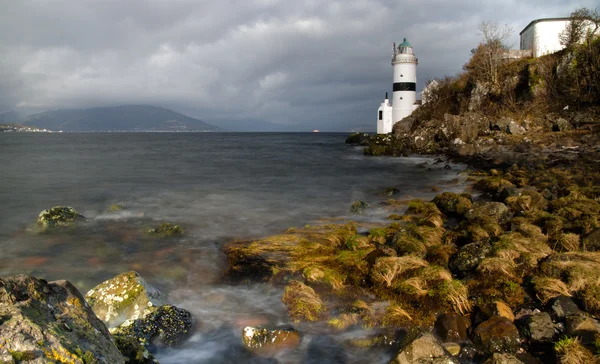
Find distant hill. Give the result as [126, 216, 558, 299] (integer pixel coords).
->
[23, 105, 220, 132]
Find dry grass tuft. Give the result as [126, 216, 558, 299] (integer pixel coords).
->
[281, 280, 325, 322]
[382, 303, 412, 326]
[533, 277, 571, 304]
[477, 257, 517, 279]
[554, 336, 595, 364]
[552, 233, 581, 252]
[370, 256, 429, 288]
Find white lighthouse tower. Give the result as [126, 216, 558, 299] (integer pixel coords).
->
[376, 38, 418, 134]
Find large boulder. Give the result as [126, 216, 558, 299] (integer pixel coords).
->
[36, 206, 86, 229]
[550, 296, 581, 319]
[473, 316, 521, 354]
[518, 312, 555, 343]
[389, 332, 458, 364]
[0, 275, 124, 363]
[85, 271, 165, 328]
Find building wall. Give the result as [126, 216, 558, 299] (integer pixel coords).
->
[377, 101, 393, 134]
[520, 19, 569, 57]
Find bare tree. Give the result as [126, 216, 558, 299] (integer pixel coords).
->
[559, 7, 600, 48]
[464, 21, 513, 87]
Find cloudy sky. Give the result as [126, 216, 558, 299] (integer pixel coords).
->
[1, 0, 596, 131]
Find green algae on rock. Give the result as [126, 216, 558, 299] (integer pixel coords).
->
[36, 206, 86, 230]
[85, 271, 165, 328]
[350, 200, 370, 214]
[0, 275, 124, 363]
[112, 334, 159, 364]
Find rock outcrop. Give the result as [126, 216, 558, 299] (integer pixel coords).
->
[0, 275, 124, 363]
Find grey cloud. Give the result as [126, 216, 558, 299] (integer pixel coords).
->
[0, 0, 596, 131]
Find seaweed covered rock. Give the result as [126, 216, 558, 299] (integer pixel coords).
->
[0, 275, 124, 363]
[281, 280, 324, 322]
[473, 316, 521, 354]
[449, 242, 493, 276]
[112, 334, 159, 363]
[148, 223, 184, 236]
[111, 304, 193, 347]
[345, 132, 370, 145]
[86, 271, 165, 328]
[241, 326, 301, 355]
[465, 202, 512, 226]
[350, 200, 370, 214]
[432, 192, 473, 217]
[36, 206, 86, 229]
[389, 332, 458, 364]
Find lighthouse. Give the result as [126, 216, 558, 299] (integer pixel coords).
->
[376, 38, 418, 134]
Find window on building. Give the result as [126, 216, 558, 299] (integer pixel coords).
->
[379, 111, 383, 120]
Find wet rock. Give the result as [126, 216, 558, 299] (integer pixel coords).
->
[384, 187, 401, 196]
[442, 342, 461, 356]
[350, 200, 370, 214]
[345, 132, 370, 145]
[449, 242, 493, 276]
[111, 304, 193, 347]
[473, 178, 515, 197]
[482, 301, 514, 322]
[553, 118, 572, 132]
[108, 204, 125, 212]
[36, 206, 86, 229]
[85, 271, 165, 328]
[483, 353, 524, 364]
[465, 202, 512, 225]
[148, 223, 184, 236]
[434, 313, 471, 343]
[518, 312, 554, 342]
[242, 326, 301, 356]
[389, 332, 458, 364]
[0, 275, 124, 363]
[473, 316, 521, 354]
[583, 228, 600, 251]
[564, 314, 600, 344]
[112, 334, 159, 363]
[550, 296, 581, 319]
[499, 187, 520, 203]
[432, 192, 473, 217]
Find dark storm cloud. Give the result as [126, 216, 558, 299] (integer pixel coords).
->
[0, 0, 596, 130]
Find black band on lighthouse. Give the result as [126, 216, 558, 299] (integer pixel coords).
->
[393, 82, 416, 91]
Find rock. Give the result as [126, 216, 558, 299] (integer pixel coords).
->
[346, 132, 370, 145]
[583, 228, 600, 251]
[482, 301, 515, 322]
[108, 204, 125, 212]
[565, 314, 600, 344]
[112, 334, 159, 363]
[434, 313, 471, 343]
[449, 242, 493, 276]
[432, 192, 473, 217]
[473, 316, 521, 354]
[389, 332, 458, 364]
[518, 312, 554, 342]
[36, 206, 86, 229]
[384, 187, 401, 196]
[491, 117, 524, 135]
[442, 342, 461, 356]
[550, 296, 581, 319]
[148, 223, 184, 236]
[350, 200, 370, 214]
[499, 187, 520, 203]
[553, 118, 572, 132]
[465, 202, 512, 225]
[242, 326, 301, 356]
[85, 271, 165, 328]
[111, 304, 193, 347]
[483, 353, 524, 364]
[0, 275, 124, 363]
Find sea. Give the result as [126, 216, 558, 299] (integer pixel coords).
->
[0, 132, 466, 363]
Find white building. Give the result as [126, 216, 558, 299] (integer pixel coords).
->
[376, 38, 419, 134]
[520, 18, 570, 58]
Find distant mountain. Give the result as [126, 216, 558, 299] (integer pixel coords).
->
[23, 105, 220, 132]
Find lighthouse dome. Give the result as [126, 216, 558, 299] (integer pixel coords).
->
[397, 38, 413, 54]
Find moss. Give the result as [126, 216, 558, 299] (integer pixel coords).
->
[9, 350, 36, 361]
[432, 192, 473, 217]
[555, 336, 595, 364]
[473, 177, 514, 195]
[108, 204, 124, 212]
[350, 200, 370, 214]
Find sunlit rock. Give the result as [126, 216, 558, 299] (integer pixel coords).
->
[242, 326, 301, 355]
[85, 271, 165, 328]
[36, 206, 86, 229]
[0, 275, 124, 363]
